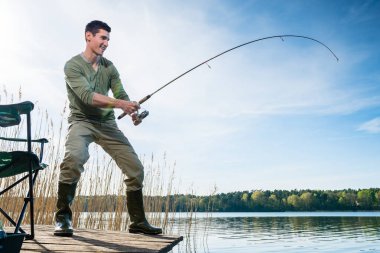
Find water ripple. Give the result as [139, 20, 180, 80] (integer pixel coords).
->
[172, 214, 380, 253]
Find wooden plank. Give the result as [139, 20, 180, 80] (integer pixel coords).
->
[18, 225, 183, 253]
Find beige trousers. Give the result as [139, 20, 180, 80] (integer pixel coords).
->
[59, 120, 144, 191]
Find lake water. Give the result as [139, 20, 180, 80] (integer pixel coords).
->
[168, 212, 380, 253]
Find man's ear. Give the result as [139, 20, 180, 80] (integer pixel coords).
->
[85, 31, 93, 42]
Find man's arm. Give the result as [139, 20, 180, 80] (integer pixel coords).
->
[100, 60, 139, 114]
[92, 93, 139, 115]
[65, 59, 139, 116]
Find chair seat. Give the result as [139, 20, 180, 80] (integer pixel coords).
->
[0, 151, 46, 178]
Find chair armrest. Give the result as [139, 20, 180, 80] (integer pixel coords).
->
[0, 137, 48, 143]
[0, 101, 34, 115]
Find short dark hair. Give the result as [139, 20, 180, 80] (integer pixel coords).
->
[85, 20, 111, 35]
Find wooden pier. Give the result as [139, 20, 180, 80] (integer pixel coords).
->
[20, 225, 183, 253]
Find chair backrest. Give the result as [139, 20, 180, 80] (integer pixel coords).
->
[0, 101, 34, 156]
[0, 101, 34, 127]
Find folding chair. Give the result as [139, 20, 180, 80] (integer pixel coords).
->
[0, 101, 48, 240]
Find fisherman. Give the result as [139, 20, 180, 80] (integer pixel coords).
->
[54, 20, 162, 236]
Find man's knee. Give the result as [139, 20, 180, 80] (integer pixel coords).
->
[59, 152, 88, 184]
[64, 153, 86, 167]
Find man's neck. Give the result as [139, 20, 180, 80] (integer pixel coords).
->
[82, 49, 100, 64]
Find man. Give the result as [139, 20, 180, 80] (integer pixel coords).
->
[54, 20, 162, 236]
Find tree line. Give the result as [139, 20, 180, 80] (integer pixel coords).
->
[75, 188, 380, 212]
[165, 188, 380, 212]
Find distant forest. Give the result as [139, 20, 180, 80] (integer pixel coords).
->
[78, 188, 380, 212]
[171, 188, 380, 212]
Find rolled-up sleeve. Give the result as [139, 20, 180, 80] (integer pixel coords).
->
[64, 61, 94, 105]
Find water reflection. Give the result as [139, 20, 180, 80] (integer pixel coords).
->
[171, 213, 380, 253]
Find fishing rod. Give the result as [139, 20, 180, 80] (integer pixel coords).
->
[119, 34, 339, 124]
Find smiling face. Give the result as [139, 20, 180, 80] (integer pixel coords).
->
[85, 29, 110, 56]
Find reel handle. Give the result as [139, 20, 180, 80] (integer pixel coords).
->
[117, 95, 151, 120]
[133, 110, 149, 126]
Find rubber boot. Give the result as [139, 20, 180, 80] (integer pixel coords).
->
[54, 182, 77, 237]
[127, 189, 162, 235]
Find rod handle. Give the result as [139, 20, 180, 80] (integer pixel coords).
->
[117, 95, 151, 120]
[138, 95, 151, 104]
[117, 112, 128, 120]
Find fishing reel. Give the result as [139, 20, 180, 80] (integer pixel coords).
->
[132, 110, 149, 126]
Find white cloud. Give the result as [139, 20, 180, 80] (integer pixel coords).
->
[358, 117, 380, 134]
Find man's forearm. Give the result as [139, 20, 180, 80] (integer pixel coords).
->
[92, 93, 126, 108]
[92, 93, 139, 114]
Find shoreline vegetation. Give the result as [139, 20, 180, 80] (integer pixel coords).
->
[1, 89, 379, 234]
[4, 188, 378, 214]
[0, 88, 199, 233]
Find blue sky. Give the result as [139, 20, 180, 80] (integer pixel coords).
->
[0, 0, 379, 194]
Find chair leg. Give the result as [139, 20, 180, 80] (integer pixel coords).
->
[28, 169, 39, 240]
[0, 208, 27, 234]
[14, 169, 39, 240]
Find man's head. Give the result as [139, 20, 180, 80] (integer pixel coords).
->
[85, 20, 111, 36]
[85, 20, 111, 56]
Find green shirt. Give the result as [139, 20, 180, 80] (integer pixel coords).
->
[64, 54, 130, 122]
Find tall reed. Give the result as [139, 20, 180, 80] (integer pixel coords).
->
[0, 88, 188, 234]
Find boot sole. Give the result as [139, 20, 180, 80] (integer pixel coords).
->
[54, 231, 73, 237]
[129, 228, 162, 235]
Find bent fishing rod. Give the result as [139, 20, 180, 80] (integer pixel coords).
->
[119, 34, 339, 124]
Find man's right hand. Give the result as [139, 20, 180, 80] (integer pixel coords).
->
[118, 100, 140, 115]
